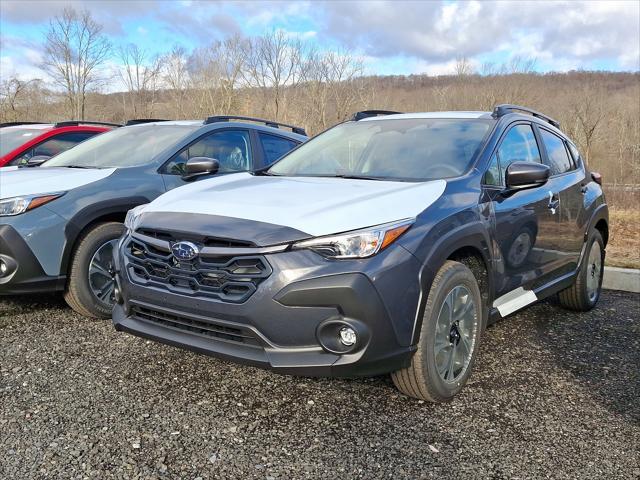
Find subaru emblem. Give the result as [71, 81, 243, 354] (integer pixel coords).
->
[171, 241, 199, 261]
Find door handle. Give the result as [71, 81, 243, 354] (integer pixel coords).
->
[548, 191, 560, 214]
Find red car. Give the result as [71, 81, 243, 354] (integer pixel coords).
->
[0, 121, 120, 167]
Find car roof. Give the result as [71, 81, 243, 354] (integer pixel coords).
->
[360, 111, 494, 122]
[126, 119, 307, 141]
[2, 124, 54, 130]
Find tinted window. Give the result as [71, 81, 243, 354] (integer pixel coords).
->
[44, 124, 196, 169]
[269, 119, 492, 181]
[163, 130, 252, 175]
[259, 133, 298, 165]
[497, 124, 541, 169]
[484, 154, 501, 186]
[567, 142, 582, 166]
[540, 129, 573, 175]
[34, 132, 96, 156]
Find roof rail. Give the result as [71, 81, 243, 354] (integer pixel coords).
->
[352, 110, 402, 121]
[0, 121, 46, 127]
[492, 104, 560, 128]
[125, 118, 170, 126]
[54, 120, 122, 128]
[204, 115, 307, 136]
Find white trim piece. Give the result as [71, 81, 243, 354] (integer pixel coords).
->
[144, 173, 447, 237]
[0, 167, 116, 199]
[493, 287, 538, 317]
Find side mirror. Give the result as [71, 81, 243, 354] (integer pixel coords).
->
[505, 161, 550, 191]
[25, 155, 51, 167]
[182, 157, 219, 181]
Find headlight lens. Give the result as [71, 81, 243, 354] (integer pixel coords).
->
[292, 218, 414, 259]
[0, 193, 64, 216]
[124, 204, 148, 231]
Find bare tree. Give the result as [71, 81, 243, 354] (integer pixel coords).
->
[41, 7, 111, 119]
[245, 31, 305, 120]
[118, 44, 162, 118]
[454, 55, 474, 76]
[162, 45, 190, 118]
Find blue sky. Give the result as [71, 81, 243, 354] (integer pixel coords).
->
[1, 0, 638, 87]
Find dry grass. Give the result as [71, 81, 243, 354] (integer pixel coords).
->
[607, 208, 640, 269]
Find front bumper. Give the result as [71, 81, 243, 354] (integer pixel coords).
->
[113, 239, 423, 377]
[0, 224, 65, 294]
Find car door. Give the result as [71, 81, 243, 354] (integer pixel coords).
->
[536, 127, 586, 272]
[159, 128, 254, 191]
[483, 122, 563, 297]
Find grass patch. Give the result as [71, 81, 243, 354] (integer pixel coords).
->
[607, 208, 640, 269]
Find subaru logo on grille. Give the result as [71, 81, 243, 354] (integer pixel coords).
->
[171, 241, 199, 261]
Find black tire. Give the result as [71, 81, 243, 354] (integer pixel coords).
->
[64, 222, 124, 319]
[558, 230, 605, 311]
[391, 260, 483, 402]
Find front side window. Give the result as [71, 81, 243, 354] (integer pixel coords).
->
[540, 129, 573, 175]
[259, 133, 299, 165]
[269, 118, 492, 181]
[12, 132, 98, 166]
[44, 124, 196, 169]
[162, 130, 252, 176]
[484, 124, 541, 186]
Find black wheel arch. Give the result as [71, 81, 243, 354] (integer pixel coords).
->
[61, 196, 150, 274]
[410, 221, 494, 345]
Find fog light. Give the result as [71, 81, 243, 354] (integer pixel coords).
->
[339, 326, 357, 346]
[113, 284, 123, 304]
[0, 260, 6, 275]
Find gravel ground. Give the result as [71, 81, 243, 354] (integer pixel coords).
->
[0, 290, 638, 479]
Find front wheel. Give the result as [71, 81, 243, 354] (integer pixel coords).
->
[64, 222, 125, 319]
[558, 230, 605, 311]
[392, 260, 483, 402]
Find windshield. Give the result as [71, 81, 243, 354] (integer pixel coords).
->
[44, 124, 197, 168]
[269, 118, 493, 181]
[0, 128, 46, 156]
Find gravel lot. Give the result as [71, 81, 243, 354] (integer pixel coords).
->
[1, 290, 638, 479]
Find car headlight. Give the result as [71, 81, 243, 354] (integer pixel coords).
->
[124, 204, 148, 232]
[292, 218, 414, 259]
[0, 193, 64, 216]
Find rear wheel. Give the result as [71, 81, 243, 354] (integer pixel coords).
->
[64, 222, 124, 319]
[558, 230, 604, 311]
[392, 260, 483, 402]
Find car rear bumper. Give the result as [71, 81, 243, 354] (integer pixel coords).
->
[0, 225, 66, 294]
[112, 238, 422, 377]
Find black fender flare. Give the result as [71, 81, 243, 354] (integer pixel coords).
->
[410, 221, 493, 345]
[61, 196, 150, 274]
[584, 203, 609, 244]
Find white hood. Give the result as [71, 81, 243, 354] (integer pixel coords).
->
[0, 167, 116, 199]
[144, 173, 447, 236]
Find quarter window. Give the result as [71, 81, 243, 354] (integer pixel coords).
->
[259, 133, 299, 165]
[540, 129, 573, 175]
[163, 130, 252, 176]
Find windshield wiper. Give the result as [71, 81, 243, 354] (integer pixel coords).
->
[330, 174, 386, 181]
[63, 165, 99, 169]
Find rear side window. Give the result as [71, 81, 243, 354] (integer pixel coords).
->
[485, 124, 541, 186]
[540, 129, 573, 175]
[259, 133, 299, 165]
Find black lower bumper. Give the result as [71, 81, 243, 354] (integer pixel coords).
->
[0, 225, 66, 294]
[113, 271, 416, 377]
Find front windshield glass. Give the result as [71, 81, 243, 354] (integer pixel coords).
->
[44, 124, 197, 168]
[269, 118, 493, 181]
[0, 128, 45, 156]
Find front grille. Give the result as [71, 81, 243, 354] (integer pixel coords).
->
[124, 232, 272, 303]
[131, 305, 260, 346]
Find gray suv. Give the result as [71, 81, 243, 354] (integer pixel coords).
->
[0, 117, 306, 318]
